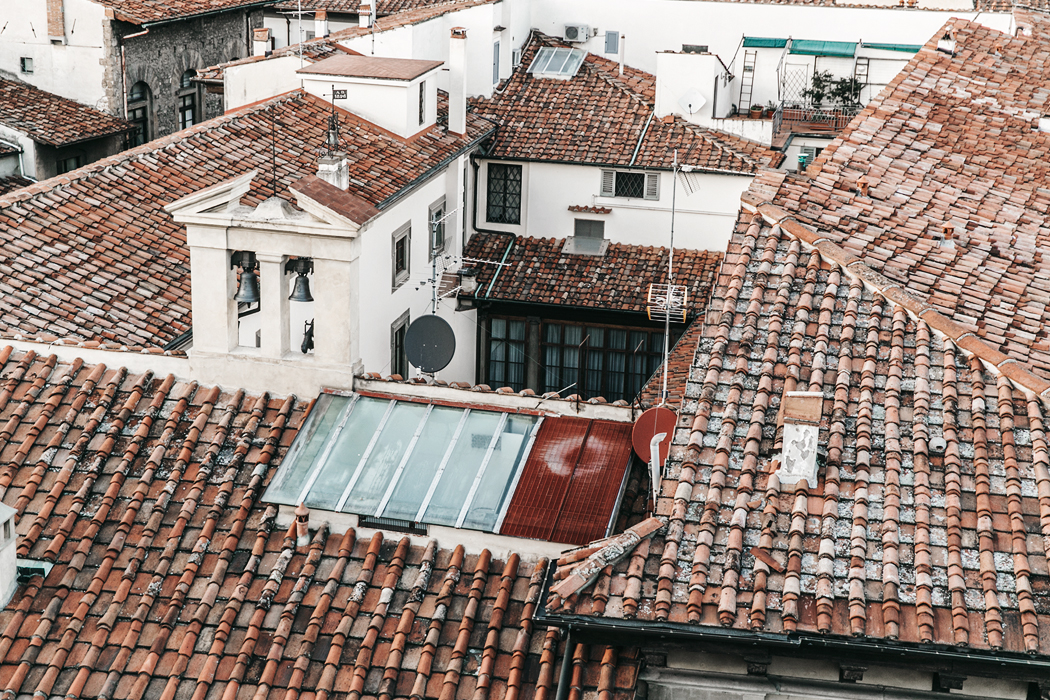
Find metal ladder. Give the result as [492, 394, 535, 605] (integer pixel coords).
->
[854, 56, 870, 86]
[738, 50, 757, 111]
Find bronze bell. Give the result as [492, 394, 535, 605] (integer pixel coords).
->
[289, 273, 313, 302]
[234, 269, 260, 304]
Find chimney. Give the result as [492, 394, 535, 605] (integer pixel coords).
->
[776, 391, 823, 490]
[315, 9, 329, 38]
[359, 4, 372, 28]
[449, 27, 468, 135]
[253, 27, 271, 57]
[0, 503, 16, 607]
[47, 0, 66, 43]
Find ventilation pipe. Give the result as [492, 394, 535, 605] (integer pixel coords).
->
[359, 4, 372, 28]
[449, 27, 468, 135]
[315, 9, 329, 38]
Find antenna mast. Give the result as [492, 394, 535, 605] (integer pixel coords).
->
[660, 149, 679, 405]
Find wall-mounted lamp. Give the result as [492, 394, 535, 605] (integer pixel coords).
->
[285, 257, 314, 302]
[231, 251, 260, 304]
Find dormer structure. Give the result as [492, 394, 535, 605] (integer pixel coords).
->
[297, 54, 443, 139]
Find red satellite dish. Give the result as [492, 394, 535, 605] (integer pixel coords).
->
[632, 405, 677, 465]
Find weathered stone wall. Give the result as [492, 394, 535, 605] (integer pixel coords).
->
[117, 9, 263, 139]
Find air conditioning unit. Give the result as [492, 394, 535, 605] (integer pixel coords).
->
[564, 24, 592, 42]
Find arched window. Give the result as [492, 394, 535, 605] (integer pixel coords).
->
[127, 81, 151, 147]
[178, 69, 199, 130]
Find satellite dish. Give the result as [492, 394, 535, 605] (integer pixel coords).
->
[632, 406, 677, 465]
[405, 314, 456, 373]
[678, 88, 707, 115]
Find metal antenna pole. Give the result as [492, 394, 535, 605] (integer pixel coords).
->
[431, 218, 438, 314]
[270, 110, 278, 199]
[661, 149, 678, 405]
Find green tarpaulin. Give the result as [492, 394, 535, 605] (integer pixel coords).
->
[861, 42, 922, 53]
[789, 40, 857, 57]
[742, 37, 788, 48]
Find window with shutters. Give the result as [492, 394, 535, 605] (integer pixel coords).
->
[392, 224, 411, 289]
[486, 163, 522, 224]
[600, 170, 659, 200]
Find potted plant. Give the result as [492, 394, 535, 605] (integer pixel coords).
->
[801, 70, 834, 109]
[830, 76, 863, 111]
[764, 100, 777, 118]
[749, 104, 763, 119]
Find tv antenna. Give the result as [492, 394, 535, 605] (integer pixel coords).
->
[646, 148, 689, 405]
[319, 85, 346, 155]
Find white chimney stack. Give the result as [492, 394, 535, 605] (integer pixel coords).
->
[315, 9, 329, 38]
[252, 27, 271, 57]
[359, 4, 372, 28]
[317, 154, 349, 189]
[449, 27, 468, 135]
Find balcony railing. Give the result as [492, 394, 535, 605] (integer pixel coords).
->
[773, 104, 861, 138]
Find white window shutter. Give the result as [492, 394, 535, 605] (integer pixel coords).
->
[600, 170, 615, 197]
[645, 172, 660, 200]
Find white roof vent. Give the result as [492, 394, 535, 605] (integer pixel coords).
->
[1038, 115, 1050, 133]
[777, 391, 823, 489]
[937, 29, 957, 56]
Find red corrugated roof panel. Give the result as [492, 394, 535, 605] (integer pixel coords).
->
[500, 417, 633, 545]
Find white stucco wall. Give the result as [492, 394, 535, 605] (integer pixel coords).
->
[353, 169, 477, 384]
[0, 126, 39, 179]
[475, 160, 751, 252]
[224, 54, 306, 110]
[526, 0, 1012, 77]
[0, 0, 109, 111]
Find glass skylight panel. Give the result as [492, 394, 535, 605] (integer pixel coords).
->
[264, 394, 540, 534]
[527, 47, 585, 78]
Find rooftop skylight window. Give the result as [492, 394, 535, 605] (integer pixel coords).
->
[265, 393, 540, 532]
[527, 47, 585, 78]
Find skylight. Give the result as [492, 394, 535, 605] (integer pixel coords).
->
[265, 393, 540, 532]
[527, 47, 585, 78]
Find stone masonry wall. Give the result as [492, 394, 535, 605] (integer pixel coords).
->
[117, 9, 263, 139]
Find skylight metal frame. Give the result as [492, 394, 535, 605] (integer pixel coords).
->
[335, 398, 396, 512]
[527, 47, 585, 78]
[414, 409, 471, 521]
[374, 403, 434, 516]
[293, 393, 358, 506]
[455, 412, 509, 528]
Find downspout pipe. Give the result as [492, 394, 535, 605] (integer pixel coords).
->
[553, 627, 576, 700]
[468, 150, 517, 299]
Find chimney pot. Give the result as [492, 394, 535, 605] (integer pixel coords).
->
[318, 153, 349, 190]
[253, 28, 272, 57]
[295, 502, 310, 548]
[359, 4, 372, 28]
[315, 9, 329, 38]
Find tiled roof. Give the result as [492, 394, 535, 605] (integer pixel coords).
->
[273, 0, 472, 14]
[766, 14, 1050, 378]
[634, 314, 706, 409]
[0, 176, 32, 197]
[462, 233, 723, 315]
[0, 346, 643, 700]
[298, 54, 443, 80]
[95, 0, 272, 25]
[545, 207, 1050, 655]
[199, 0, 496, 83]
[470, 35, 784, 174]
[0, 91, 493, 347]
[0, 142, 19, 156]
[0, 78, 132, 147]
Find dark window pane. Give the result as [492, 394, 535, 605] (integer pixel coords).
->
[487, 317, 526, 392]
[486, 163, 522, 224]
[614, 171, 645, 198]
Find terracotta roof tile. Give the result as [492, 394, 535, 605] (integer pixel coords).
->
[274, 0, 470, 13]
[470, 34, 784, 173]
[0, 78, 132, 147]
[298, 53, 443, 80]
[97, 0, 272, 25]
[0, 90, 492, 347]
[0, 177, 32, 197]
[462, 233, 722, 314]
[0, 347, 642, 700]
[758, 13, 1050, 379]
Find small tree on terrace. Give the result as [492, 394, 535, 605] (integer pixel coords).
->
[801, 70, 834, 108]
[831, 76, 863, 109]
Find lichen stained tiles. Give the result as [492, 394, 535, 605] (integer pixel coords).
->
[546, 212, 1050, 655]
[0, 347, 641, 700]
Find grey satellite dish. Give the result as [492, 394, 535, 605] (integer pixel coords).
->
[405, 314, 456, 373]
